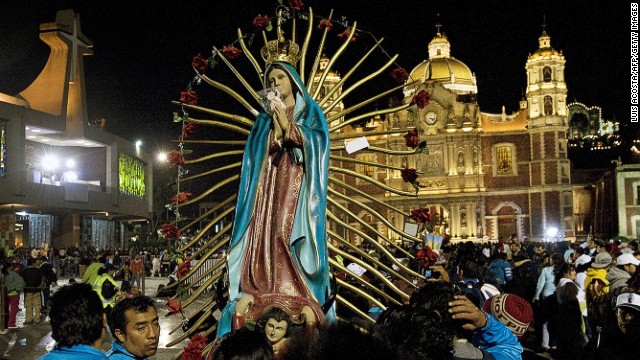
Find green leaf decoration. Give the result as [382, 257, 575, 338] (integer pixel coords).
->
[208, 55, 217, 70]
[266, 22, 273, 32]
[173, 112, 183, 123]
[181, 149, 193, 156]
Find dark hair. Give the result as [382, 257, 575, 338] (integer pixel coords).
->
[374, 305, 453, 360]
[409, 280, 470, 339]
[213, 328, 273, 360]
[554, 262, 573, 286]
[301, 323, 397, 360]
[97, 266, 107, 276]
[410, 280, 457, 313]
[256, 307, 292, 337]
[109, 295, 156, 338]
[49, 283, 104, 348]
[458, 259, 483, 281]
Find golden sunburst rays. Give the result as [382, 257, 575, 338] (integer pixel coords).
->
[305, 8, 333, 88]
[237, 28, 264, 81]
[326, 200, 419, 273]
[169, 5, 434, 337]
[298, 7, 314, 84]
[329, 167, 416, 197]
[316, 37, 385, 106]
[310, 21, 357, 100]
[197, 72, 259, 116]
[325, 81, 416, 124]
[212, 46, 261, 104]
[171, 105, 254, 129]
[329, 103, 410, 132]
[327, 212, 421, 286]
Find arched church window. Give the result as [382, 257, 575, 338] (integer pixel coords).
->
[544, 96, 553, 115]
[543, 66, 552, 82]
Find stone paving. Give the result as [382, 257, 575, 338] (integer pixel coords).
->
[0, 276, 213, 360]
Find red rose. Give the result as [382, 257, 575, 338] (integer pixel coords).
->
[167, 149, 186, 167]
[161, 223, 180, 239]
[171, 192, 192, 204]
[177, 261, 191, 280]
[404, 128, 419, 149]
[222, 45, 242, 59]
[181, 334, 208, 360]
[252, 14, 269, 30]
[191, 54, 208, 74]
[338, 28, 360, 42]
[317, 18, 333, 31]
[416, 245, 439, 269]
[410, 208, 431, 224]
[166, 297, 183, 316]
[401, 168, 418, 183]
[182, 123, 196, 138]
[288, 0, 303, 10]
[411, 90, 430, 109]
[390, 67, 409, 84]
[179, 90, 198, 105]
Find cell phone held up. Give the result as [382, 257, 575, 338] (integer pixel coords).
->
[424, 268, 441, 279]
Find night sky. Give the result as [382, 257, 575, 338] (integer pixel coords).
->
[0, 1, 631, 153]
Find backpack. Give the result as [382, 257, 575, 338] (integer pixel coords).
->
[585, 277, 613, 344]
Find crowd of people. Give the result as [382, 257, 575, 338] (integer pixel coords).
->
[1, 237, 639, 360]
[0, 244, 178, 333]
[202, 237, 639, 360]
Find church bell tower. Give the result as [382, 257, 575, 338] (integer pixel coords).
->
[525, 28, 567, 127]
[524, 25, 573, 241]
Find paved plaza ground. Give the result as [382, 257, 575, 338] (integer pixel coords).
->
[0, 275, 212, 359]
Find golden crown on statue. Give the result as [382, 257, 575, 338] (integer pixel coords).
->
[260, 8, 301, 65]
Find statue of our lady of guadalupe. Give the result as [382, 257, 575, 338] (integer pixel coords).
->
[216, 14, 334, 337]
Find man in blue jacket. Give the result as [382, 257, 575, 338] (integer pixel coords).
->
[106, 296, 160, 360]
[38, 283, 108, 359]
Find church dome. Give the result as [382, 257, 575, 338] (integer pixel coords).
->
[529, 31, 562, 59]
[407, 31, 477, 95]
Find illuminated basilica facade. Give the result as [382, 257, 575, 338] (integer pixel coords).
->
[329, 28, 583, 243]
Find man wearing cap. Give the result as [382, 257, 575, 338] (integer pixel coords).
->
[583, 251, 617, 347]
[583, 252, 611, 290]
[581, 290, 640, 359]
[607, 253, 639, 296]
[616, 253, 638, 275]
[482, 293, 533, 340]
[574, 254, 592, 290]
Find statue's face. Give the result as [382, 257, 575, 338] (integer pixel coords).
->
[265, 318, 288, 344]
[268, 68, 292, 101]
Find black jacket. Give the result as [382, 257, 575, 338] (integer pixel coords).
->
[21, 266, 45, 293]
[39, 261, 57, 284]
